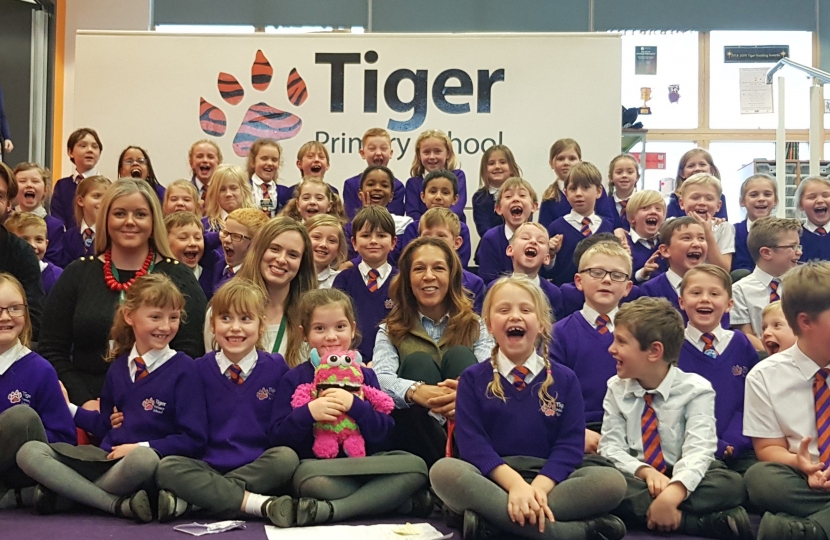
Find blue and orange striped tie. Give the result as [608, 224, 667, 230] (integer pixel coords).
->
[770, 279, 780, 302]
[818, 227, 828, 237]
[814, 369, 830, 468]
[619, 199, 628, 219]
[580, 217, 592, 237]
[134, 356, 148, 382]
[641, 394, 667, 473]
[367, 268, 380, 292]
[701, 333, 718, 358]
[511, 366, 530, 391]
[596, 314, 611, 335]
[228, 364, 244, 385]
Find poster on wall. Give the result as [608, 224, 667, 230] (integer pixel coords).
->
[635, 46, 657, 75]
[72, 32, 621, 204]
[739, 68, 773, 114]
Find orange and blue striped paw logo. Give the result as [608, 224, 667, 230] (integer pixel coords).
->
[199, 49, 308, 157]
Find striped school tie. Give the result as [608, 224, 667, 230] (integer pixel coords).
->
[580, 217, 592, 237]
[367, 268, 380, 292]
[222, 266, 235, 280]
[701, 333, 718, 358]
[228, 364, 244, 385]
[261, 182, 271, 200]
[82, 228, 95, 250]
[641, 394, 667, 473]
[818, 227, 828, 236]
[619, 199, 628, 218]
[769, 279, 780, 302]
[596, 314, 611, 335]
[75, 174, 84, 183]
[200, 185, 207, 201]
[511, 366, 530, 391]
[134, 356, 148, 382]
[814, 369, 830, 468]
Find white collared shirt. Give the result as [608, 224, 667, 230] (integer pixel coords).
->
[614, 195, 630, 218]
[75, 169, 97, 182]
[511, 272, 541, 287]
[392, 214, 413, 236]
[222, 263, 243, 278]
[14, 205, 48, 218]
[744, 343, 830, 460]
[251, 173, 279, 214]
[731, 266, 781, 334]
[215, 348, 258, 380]
[804, 220, 829, 234]
[665, 269, 683, 295]
[503, 224, 516, 242]
[193, 265, 203, 280]
[192, 176, 206, 195]
[684, 325, 733, 354]
[358, 261, 392, 289]
[629, 229, 658, 249]
[564, 210, 603, 235]
[580, 303, 619, 333]
[80, 220, 95, 234]
[712, 221, 736, 255]
[496, 350, 545, 386]
[746, 218, 755, 232]
[0, 341, 31, 376]
[39, 260, 48, 272]
[128, 345, 176, 382]
[599, 365, 716, 494]
[317, 266, 340, 289]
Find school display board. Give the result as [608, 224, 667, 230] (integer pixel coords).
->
[73, 32, 621, 215]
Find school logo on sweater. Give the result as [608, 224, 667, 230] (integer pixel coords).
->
[384, 298, 394, 310]
[199, 50, 307, 157]
[732, 365, 748, 377]
[142, 397, 167, 414]
[540, 392, 565, 417]
[8, 390, 22, 404]
[256, 387, 276, 401]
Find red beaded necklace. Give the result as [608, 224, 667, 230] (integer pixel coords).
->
[103, 248, 155, 293]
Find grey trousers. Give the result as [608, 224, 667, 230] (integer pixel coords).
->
[745, 462, 830, 537]
[430, 456, 627, 539]
[156, 447, 300, 519]
[583, 454, 746, 528]
[0, 406, 47, 489]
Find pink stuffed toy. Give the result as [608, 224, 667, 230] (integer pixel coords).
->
[291, 348, 394, 458]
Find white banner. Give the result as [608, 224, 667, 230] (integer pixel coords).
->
[74, 32, 621, 211]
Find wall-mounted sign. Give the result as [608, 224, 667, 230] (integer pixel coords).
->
[635, 46, 657, 75]
[724, 45, 789, 63]
[632, 152, 667, 170]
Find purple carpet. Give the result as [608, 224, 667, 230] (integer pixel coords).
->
[1, 508, 759, 539]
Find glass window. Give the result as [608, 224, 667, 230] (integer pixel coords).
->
[709, 31, 813, 129]
[628, 141, 696, 193]
[707, 142, 776, 220]
[620, 32, 699, 129]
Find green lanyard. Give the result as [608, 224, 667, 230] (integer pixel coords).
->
[111, 259, 157, 303]
[271, 317, 287, 354]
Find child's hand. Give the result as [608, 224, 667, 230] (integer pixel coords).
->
[110, 407, 124, 429]
[689, 211, 714, 231]
[107, 443, 139, 460]
[797, 437, 826, 477]
[640, 251, 661, 280]
[723, 445, 734, 459]
[81, 399, 100, 412]
[713, 217, 727, 226]
[59, 382, 70, 405]
[584, 429, 601, 454]
[321, 388, 355, 412]
[646, 495, 683, 532]
[548, 234, 563, 255]
[507, 482, 553, 532]
[613, 228, 628, 246]
[637, 466, 671, 497]
[308, 395, 347, 422]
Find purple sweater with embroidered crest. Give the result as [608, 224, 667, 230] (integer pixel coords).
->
[400, 218, 471, 269]
[197, 351, 289, 473]
[74, 351, 207, 457]
[404, 170, 468, 222]
[640, 272, 730, 328]
[343, 174, 406, 219]
[0, 352, 76, 444]
[677, 332, 758, 458]
[545, 217, 615, 286]
[270, 362, 393, 459]
[550, 313, 615, 423]
[455, 360, 585, 482]
[332, 266, 397, 364]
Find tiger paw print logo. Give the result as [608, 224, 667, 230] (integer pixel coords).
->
[199, 50, 308, 157]
[8, 390, 22, 404]
[142, 398, 155, 411]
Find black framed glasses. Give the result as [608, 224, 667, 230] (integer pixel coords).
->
[0, 304, 27, 318]
[579, 268, 630, 282]
[218, 229, 253, 243]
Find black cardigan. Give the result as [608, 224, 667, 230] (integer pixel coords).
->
[0, 226, 44, 339]
[37, 256, 207, 405]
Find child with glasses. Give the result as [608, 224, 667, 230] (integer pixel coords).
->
[213, 208, 269, 295]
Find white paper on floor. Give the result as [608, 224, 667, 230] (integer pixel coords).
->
[174, 520, 246, 536]
[264, 522, 452, 540]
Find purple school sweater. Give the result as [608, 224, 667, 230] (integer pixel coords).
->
[455, 360, 585, 482]
[212, 256, 235, 295]
[667, 193, 728, 220]
[485, 277, 563, 322]
[472, 188, 503, 239]
[270, 362, 393, 459]
[731, 220, 754, 273]
[50, 176, 78, 228]
[59, 226, 95, 267]
[677, 332, 758, 458]
[559, 284, 642, 319]
[332, 266, 397, 364]
[74, 351, 207, 457]
[550, 313, 615, 423]
[624, 232, 663, 279]
[800, 228, 830, 263]
[400, 219, 471, 269]
[41, 262, 62, 295]
[477, 225, 512, 284]
[546, 217, 615, 286]
[343, 174, 406, 219]
[537, 188, 616, 229]
[0, 352, 76, 444]
[462, 269, 485, 314]
[639, 273, 730, 328]
[404, 170, 468, 222]
[44, 215, 65, 266]
[197, 351, 289, 473]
